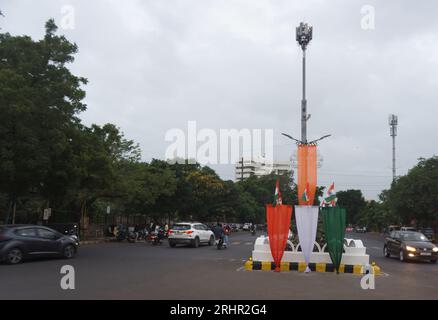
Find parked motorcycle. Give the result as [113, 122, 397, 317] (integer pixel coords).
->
[116, 229, 127, 241]
[127, 230, 137, 243]
[135, 229, 148, 241]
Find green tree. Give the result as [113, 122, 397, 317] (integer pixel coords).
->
[385, 156, 438, 227]
[336, 189, 366, 225]
[145, 160, 226, 223]
[356, 200, 384, 231]
[0, 19, 87, 223]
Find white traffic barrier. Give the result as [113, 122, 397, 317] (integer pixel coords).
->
[251, 235, 370, 265]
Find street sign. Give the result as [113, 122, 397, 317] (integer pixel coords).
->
[106, 206, 111, 214]
[43, 208, 52, 220]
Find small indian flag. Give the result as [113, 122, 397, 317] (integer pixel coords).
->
[301, 183, 309, 202]
[323, 182, 337, 206]
[273, 180, 282, 206]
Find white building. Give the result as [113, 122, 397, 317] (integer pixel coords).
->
[235, 156, 291, 181]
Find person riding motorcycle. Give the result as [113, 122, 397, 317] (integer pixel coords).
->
[250, 223, 256, 235]
[213, 223, 224, 241]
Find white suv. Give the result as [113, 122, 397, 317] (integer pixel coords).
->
[168, 222, 215, 248]
[242, 223, 251, 231]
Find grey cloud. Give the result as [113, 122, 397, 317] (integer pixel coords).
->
[1, 0, 437, 199]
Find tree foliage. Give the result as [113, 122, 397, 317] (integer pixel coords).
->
[384, 157, 438, 226]
[336, 189, 366, 225]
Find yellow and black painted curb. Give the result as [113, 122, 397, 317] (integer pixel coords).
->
[244, 260, 381, 275]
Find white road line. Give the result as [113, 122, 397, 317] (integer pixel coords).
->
[231, 241, 241, 245]
[245, 242, 253, 245]
[236, 266, 245, 272]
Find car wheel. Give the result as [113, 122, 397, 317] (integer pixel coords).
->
[169, 240, 176, 247]
[430, 259, 437, 264]
[192, 237, 200, 248]
[208, 236, 215, 246]
[63, 245, 76, 259]
[6, 248, 23, 265]
[384, 246, 390, 258]
[399, 250, 405, 262]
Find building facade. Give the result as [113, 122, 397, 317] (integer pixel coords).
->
[235, 156, 291, 181]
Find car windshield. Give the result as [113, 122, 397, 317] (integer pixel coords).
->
[172, 224, 190, 230]
[400, 232, 428, 241]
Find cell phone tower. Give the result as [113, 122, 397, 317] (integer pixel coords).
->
[388, 114, 398, 181]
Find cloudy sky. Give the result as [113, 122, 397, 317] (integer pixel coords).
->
[2, 0, 438, 200]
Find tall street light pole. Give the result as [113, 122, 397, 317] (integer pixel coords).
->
[296, 22, 313, 144]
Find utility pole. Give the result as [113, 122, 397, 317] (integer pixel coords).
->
[389, 114, 398, 181]
[296, 22, 313, 144]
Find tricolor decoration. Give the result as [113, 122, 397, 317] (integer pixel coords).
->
[266, 204, 293, 272]
[297, 144, 317, 205]
[295, 205, 319, 273]
[322, 206, 346, 274]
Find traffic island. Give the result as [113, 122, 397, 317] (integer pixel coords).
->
[243, 259, 381, 275]
[245, 235, 382, 275]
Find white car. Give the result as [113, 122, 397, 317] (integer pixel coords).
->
[167, 222, 215, 248]
[242, 223, 251, 231]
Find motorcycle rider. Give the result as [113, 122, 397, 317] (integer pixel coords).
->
[251, 223, 256, 235]
[164, 223, 169, 237]
[213, 223, 224, 243]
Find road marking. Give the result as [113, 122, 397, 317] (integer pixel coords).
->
[236, 266, 245, 272]
[231, 241, 241, 245]
[245, 242, 253, 245]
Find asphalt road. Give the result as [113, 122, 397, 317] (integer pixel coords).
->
[0, 231, 437, 299]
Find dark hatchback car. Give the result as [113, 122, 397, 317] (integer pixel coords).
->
[384, 230, 438, 263]
[0, 225, 79, 265]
